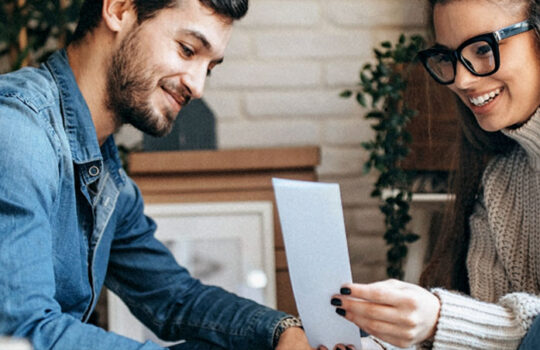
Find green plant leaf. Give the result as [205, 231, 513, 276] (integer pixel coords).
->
[339, 90, 352, 98]
[405, 233, 420, 243]
[356, 92, 366, 107]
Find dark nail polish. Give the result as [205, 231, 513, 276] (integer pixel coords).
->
[331, 298, 342, 306]
[346, 347, 353, 350]
[336, 308, 346, 316]
[340, 287, 351, 295]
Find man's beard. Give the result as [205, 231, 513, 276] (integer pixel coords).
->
[106, 27, 191, 137]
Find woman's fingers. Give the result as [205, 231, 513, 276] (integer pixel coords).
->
[332, 297, 407, 325]
[332, 280, 441, 347]
[340, 279, 413, 306]
[332, 345, 356, 350]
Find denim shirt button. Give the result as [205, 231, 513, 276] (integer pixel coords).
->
[88, 165, 100, 177]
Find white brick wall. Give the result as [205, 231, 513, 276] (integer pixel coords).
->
[117, 0, 429, 283]
[326, 0, 427, 27]
[207, 1, 428, 282]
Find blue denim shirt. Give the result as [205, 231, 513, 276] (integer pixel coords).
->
[0, 50, 288, 350]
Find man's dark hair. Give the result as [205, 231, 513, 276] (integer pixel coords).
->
[70, 0, 248, 44]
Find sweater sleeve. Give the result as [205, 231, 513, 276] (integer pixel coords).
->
[431, 288, 540, 349]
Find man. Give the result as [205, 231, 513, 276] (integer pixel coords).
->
[0, 0, 317, 349]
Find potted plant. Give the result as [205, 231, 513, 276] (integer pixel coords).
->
[341, 34, 427, 279]
[0, 0, 82, 72]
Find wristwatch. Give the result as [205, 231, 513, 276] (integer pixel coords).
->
[272, 316, 303, 348]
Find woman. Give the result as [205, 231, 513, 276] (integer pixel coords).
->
[330, 0, 540, 349]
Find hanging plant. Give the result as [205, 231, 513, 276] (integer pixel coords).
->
[341, 34, 426, 279]
[0, 0, 83, 72]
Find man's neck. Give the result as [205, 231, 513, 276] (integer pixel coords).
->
[66, 35, 120, 146]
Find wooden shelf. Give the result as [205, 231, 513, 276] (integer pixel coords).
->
[129, 147, 320, 174]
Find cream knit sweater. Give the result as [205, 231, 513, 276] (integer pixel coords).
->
[431, 108, 540, 349]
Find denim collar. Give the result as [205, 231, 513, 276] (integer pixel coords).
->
[45, 49, 103, 166]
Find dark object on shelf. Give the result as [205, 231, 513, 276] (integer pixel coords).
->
[143, 99, 216, 151]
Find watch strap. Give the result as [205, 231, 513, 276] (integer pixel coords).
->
[272, 316, 303, 348]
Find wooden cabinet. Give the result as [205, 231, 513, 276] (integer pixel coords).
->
[128, 146, 321, 315]
[401, 64, 460, 171]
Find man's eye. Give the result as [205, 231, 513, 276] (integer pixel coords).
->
[179, 43, 194, 58]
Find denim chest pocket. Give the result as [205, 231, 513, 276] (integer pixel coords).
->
[91, 169, 120, 248]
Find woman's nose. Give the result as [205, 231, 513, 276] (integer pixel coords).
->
[452, 61, 479, 90]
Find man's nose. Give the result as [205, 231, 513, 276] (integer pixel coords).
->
[183, 64, 207, 100]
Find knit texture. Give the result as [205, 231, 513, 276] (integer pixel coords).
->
[432, 108, 540, 350]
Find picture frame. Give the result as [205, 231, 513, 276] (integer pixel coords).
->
[107, 201, 276, 346]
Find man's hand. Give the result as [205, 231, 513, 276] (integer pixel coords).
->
[275, 327, 315, 350]
[275, 327, 382, 350]
[275, 327, 341, 350]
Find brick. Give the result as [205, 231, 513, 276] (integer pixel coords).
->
[322, 118, 375, 145]
[203, 91, 243, 120]
[245, 90, 358, 117]
[255, 31, 372, 58]
[239, 1, 320, 27]
[327, 0, 427, 27]
[371, 28, 429, 50]
[217, 120, 320, 149]
[223, 32, 252, 58]
[325, 60, 375, 87]
[208, 61, 321, 89]
[318, 147, 366, 176]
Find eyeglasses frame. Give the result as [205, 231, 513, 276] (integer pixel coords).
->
[418, 20, 533, 85]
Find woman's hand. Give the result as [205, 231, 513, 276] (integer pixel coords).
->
[330, 279, 441, 348]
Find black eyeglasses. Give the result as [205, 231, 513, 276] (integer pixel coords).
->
[418, 20, 533, 85]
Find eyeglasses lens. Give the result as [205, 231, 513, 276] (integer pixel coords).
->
[461, 40, 496, 74]
[426, 40, 496, 83]
[426, 53, 454, 83]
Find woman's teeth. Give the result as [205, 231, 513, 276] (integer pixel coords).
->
[469, 88, 501, 107]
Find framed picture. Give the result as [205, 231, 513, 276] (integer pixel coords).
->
[108, 201, 276, 346]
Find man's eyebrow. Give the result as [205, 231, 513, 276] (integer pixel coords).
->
[180, 29, 212, 49]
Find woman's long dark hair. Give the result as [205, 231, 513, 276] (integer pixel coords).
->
[419, 0, 540, 292]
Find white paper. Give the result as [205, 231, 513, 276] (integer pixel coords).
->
[272, 178, 362, 349]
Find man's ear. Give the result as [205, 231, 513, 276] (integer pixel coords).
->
[101, 0, 136, 33]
